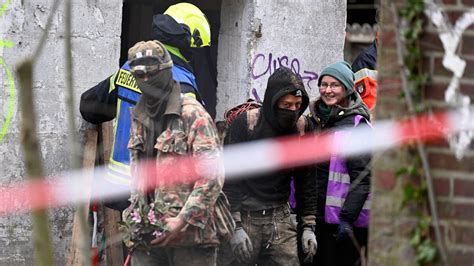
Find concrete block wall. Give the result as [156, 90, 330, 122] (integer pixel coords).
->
[216, 0, 346, 120]
[370, 0, 474, 265]
[0, 0, 122, 264]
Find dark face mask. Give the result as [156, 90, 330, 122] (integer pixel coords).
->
[135, 70, 173, 101]
[276, 108, 299, 130]
[135, 69, 173, 117]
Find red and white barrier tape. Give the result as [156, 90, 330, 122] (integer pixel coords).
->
[0, 109, 472, 215]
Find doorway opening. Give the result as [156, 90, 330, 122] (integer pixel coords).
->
[120, 0, 222, 118]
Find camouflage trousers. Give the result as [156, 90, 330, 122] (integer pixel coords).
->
[132, 246, 217, 266]
[218, 205, 299, 266]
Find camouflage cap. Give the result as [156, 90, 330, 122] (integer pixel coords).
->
[128, 40, 173, 75]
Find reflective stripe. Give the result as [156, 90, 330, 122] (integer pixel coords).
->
[109, 71, 118, 93]
[109, 158, 130, 170]
[105, 171, 131, 186]
[165, 44, 188, 63]
[184, 92, 196, 99]
[326, 195, 371, 210]
[354, 68, 378, 81]
[108, 161, 130, 176]
[328, 171, 350, 184]
[110, 98, 122, 162]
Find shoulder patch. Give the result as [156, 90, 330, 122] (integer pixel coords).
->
[116, 69, 140, 92]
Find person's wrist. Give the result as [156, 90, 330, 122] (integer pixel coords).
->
[301, 215, 316, 226]
[303, 223, 316, 232]
[231, 211, 242, 222]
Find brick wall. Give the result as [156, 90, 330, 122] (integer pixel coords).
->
[370, 0, 474, 265]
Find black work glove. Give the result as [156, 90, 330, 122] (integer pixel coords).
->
[336, 219, 354, 242]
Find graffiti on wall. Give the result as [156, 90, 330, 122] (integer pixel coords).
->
[251, 52, 318, 99]
[423, 0, 473, 159]
[0, 0, 15, 143]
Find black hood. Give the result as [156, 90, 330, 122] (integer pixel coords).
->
[151, 14, 194, 61]
[261, 67, 309, 133]
[151, 14, 191, 49]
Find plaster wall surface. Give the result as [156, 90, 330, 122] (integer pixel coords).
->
[0, 0, 122, 264]
[216, 0, 346, 120]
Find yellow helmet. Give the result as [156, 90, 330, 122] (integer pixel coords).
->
[164, 3, 211, 48]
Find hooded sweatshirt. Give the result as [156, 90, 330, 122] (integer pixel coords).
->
[223, 67, 317, 218]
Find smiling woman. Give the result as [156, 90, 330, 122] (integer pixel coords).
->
[306, 61, 372, 266]
[319, 76, 347, 107]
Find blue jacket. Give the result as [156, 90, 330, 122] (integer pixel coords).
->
[80, 61, 200, 187]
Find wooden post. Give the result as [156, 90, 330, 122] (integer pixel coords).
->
[104, 208, 125, 265]
[65, 128, 98, 265]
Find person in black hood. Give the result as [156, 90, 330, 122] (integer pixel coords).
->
[306, 61, 371, 266]
[222, 67, 318, 265]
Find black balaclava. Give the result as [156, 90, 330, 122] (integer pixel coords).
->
[256, 67, 309, 136]
[275, 107, 299, 130]
[135, 69, 174, 118]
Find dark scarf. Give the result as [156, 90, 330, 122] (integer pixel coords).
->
[318, 101, 332, 124]
[133, 70, 180, 157]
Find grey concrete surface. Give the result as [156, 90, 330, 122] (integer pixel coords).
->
[216, 0, 346, 120]
[0, 0, 122, 264]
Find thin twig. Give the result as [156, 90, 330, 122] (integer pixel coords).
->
[64, 0, 91, 265]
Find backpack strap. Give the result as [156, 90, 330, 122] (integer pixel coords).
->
[296, 116, 307, 136]
[247, 108, 260, 131]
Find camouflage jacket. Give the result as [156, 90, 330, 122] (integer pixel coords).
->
[122, 95, 223, 249]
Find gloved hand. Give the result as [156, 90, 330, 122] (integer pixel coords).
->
[301, 226, 317, 263]
[230, 227, 253, 262]
[336, 219, 354, 242]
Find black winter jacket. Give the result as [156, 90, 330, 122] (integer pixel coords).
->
[223, 72, 317, 219]
[308, 93, 372, 224]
